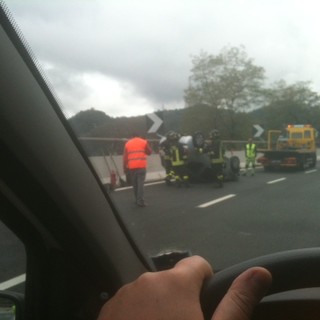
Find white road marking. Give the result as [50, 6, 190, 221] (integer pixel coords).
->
[305, 169, 317, 174]
[197, 194, 236, 208]
[0, 274, 26, 290]
[145, 181, 165, 187]
[115, 180, 164, 191]
[115, 186, 132, 191]
[267, 178, 287, 184]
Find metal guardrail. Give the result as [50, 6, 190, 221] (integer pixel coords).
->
[78, 137, 267, 156]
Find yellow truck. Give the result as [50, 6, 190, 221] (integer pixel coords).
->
[257, 124, 317, 170]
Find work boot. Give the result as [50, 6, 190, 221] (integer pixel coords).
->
[217, 175, 224, 188]
[137, 201, 147, 207]
[182, 176, 190, 188]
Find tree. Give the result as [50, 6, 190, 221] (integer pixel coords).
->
[180, 103, 213, 134]
[69, 108, 111, 136]
[184, 46, 265, 138]
[259, 80, 320, 130]
[264, 80, 320, 107]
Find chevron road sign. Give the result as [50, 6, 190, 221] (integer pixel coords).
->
[147, 112, 163, 133]
[253, 124, 264, 138]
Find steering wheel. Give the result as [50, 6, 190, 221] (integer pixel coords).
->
[201, 248, 320, 319]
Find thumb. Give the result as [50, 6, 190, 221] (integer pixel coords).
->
[211, 267, 272, 320]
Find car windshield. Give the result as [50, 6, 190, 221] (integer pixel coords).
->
[4, 0, 320, 271]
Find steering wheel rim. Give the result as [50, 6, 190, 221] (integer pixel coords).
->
[201, 248, 320, 319]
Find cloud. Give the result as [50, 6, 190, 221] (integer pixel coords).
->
[43, 63, 160, 117]
[6, 0, 320, 117]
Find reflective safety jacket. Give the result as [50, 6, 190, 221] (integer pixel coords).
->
[170, 144, 187, 167]
[160, 141, 171, 161]
[123, 137, 152, 169]
[245, 143, 257, 158]
[208, 140, 225, 164]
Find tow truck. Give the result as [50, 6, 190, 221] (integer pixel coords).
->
[257, 124, 317, 170]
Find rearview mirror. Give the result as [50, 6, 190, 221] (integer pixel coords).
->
[0, 291, 24, 320]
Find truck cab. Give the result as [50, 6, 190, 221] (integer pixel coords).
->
[284, 124, 316, 151]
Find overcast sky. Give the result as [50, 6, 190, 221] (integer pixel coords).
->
[4, 0, 320, 118]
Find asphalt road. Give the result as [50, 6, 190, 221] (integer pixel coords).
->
[1, 165, 320, 291]
[112, 166, 320, 271]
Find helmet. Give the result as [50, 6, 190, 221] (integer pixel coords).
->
[166, 130, 180, 141]
[192, 131, 205, 148]
[209, 129, 220, 139]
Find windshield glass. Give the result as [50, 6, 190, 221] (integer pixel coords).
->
[291, 133, 303, 139]
[5, 0, 320, 270]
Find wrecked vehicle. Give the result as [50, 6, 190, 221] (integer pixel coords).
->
[159, 131, 240, 184]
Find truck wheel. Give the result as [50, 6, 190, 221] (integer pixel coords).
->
[299, 155, 306, 170]
[311, 154, 317, 168]
[230, 156, 240, 173]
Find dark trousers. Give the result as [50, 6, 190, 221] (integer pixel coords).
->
[129, 168, 146, 205]
[211, 163, 223, 179]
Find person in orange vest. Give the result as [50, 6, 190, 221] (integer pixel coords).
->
[123, 133, 152, 207]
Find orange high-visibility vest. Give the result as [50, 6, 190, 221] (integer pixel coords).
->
[124, 137, 151, 169]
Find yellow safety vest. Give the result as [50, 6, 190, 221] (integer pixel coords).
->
[246, 143, 256, 158]
[170, 145, 186, 166]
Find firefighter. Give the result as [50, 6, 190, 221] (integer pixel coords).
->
[168, 131, 189, 187]
[244, 137, 257, 176]
[159, 131, 175, 185]
[207, 129, 225, 187]
[193, 131, 205, 154]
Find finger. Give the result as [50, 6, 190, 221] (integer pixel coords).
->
[212, 267, 272, 320]
[173, 255, 214, 289]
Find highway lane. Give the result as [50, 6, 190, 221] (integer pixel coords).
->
[112, 167, 320, 270]
[1, 166, 320, 289]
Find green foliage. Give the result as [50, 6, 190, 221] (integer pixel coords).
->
[180, 104, 213, 134]
[252, 80, 320, 133]
[184, 46, 265, 138]
[161, 109, 186, 133]
[69, 48, 320, 149]
[264, 80, 320, 108]
[184, 46, 320, 140]
[91, 116, 146, 139]
[69, 108, 111, 136]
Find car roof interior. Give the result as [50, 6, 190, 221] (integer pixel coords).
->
[0, 4, 148, 319]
